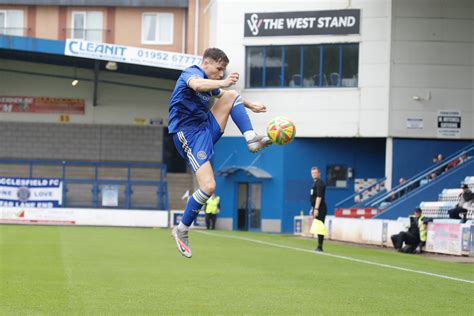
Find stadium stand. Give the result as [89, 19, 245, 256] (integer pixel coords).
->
[0, 159, 170, 209]
[420, 176, 474, 220]
[334, 144, 474, 219]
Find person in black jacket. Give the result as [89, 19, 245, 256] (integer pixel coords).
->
[391, 208, 422, 253]
[310, 166, 327, 252]
[448, 184, 472, 223]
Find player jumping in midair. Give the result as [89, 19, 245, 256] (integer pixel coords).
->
[169, 48, 271, 258]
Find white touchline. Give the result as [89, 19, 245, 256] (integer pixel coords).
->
[196, 231, 474, 285]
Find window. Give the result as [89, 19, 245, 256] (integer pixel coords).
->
[265, 46, 282, 87]
[341, 45, 359, 87]
[326, 165, 348, 188]
[0, 10, 24, 36]
[323, 45, 340, 87]
[245, 43, 359, 88]
[303, 45, 321, 87]
[71, 11, 103, 42]
[284, 46, 301, 87]
[246, 47, 264, 87]
[141, 13, 173, 45]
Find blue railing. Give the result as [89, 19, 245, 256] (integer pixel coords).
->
[335, 177, 386, 208]
[369, 144, 473, 208]
[0, 159, 168, 210]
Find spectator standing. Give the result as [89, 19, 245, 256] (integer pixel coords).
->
[204, 194, 220, 230]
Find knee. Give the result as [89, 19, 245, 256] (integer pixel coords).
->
[200, 179, 216, 196]
[223, 89, 239, 101]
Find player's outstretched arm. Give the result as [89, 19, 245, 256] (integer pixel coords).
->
[188, 72, 239, 92]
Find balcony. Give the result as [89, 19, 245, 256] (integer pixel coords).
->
[0, 27, 30, 36]
[62, 28, 111, 43]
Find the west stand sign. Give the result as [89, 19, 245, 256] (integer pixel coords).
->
[244, 9, 360, 37]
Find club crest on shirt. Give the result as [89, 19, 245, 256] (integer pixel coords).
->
[196, 91, 211, 102]
[197, 151, 207, 160]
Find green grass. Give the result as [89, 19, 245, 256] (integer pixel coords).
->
[1, 225, 473, 315]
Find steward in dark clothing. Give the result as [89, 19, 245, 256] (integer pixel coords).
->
[391, 208, 424, 253]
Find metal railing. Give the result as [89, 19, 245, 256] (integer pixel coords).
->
[0, 27, 30, 36]
[369, 144, 474, 208]
[334, 177, 386, 208]
[0, 159, 168, 210]
[62, 28, 111, 42]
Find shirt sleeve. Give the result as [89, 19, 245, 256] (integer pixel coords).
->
[182, 67, 203, 87]
[211, 88, 222, 96]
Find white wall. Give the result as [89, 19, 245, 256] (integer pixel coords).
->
[209, 0, 392, 138]
[389, 0, 474, 139]
[0, 59, 173, 125]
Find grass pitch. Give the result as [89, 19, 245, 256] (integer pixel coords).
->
[1, 225, 473, 315]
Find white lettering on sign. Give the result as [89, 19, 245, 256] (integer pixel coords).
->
[286, 17, 317, 29]
[33, 191, 53, 198]
[263, 18, 284, 30]
[317, 16, 356, 28]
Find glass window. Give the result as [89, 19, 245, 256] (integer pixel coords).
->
[157, 13, 173, 44]
[0, 10, 24, 36]
[0, 11, 5, 35]
[327, 165, 348, 188]
[86, 11, 103, 42]
[143, 14, 157, 42]
[142, 13, 174, 45]
[341, 44, 359, 87]
[72, 11, 103, 42]
[246, 47, 264, 87]
[284, 46, 301, 87]
[249, 183, 261, 229]
[245, 43, 358, 89]
[72, 12, 85, 39]
[303, 45, 321, 87]
[265, 46, 282, 87]
[323, 45, 340, 87]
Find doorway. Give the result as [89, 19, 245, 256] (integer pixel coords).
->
[236, 182, 262, 231]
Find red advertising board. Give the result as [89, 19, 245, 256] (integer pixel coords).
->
[334, 208, 381, 218]
[0, 96, 85, 114]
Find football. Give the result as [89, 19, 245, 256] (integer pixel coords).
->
[266, 116, 296, 145]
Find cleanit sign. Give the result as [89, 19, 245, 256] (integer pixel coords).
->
[244, 9, 360, 37]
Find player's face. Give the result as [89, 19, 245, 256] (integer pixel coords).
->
[203, 59, 226, 80]
[311, 169, 320, 180]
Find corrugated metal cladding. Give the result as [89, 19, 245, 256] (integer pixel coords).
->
[0, 0, 188, 7]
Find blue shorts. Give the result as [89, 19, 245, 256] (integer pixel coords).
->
[172, 112, 223, 172]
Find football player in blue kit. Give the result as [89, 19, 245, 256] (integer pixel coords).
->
[169, 48, 271, 258]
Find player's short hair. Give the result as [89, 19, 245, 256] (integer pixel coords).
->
[203, 48, 229, 66]
[311, 167, 320, 172]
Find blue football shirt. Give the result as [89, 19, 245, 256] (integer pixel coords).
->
[168, 65, 221, 133]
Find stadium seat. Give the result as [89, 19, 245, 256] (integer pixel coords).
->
[438, 188, 462, 202]
[419, 175, 474, 219]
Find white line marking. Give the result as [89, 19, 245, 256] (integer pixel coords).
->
[196, 231, 474, 285]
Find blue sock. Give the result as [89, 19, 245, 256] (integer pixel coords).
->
[181, 189, 210, 226]
[230, 95, 253, 134]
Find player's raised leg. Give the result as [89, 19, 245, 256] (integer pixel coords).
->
[211, 90, 272, 153]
